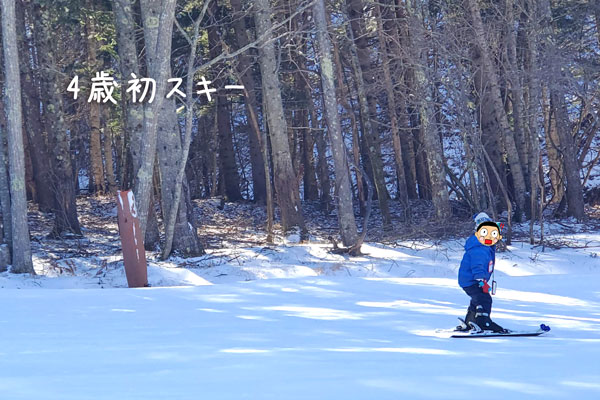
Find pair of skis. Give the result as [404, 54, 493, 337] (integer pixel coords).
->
[450, 318, 551, 338]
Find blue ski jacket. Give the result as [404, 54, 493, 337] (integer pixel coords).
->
[458, 234, 496, 288]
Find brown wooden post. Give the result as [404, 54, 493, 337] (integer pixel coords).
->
[116, 190, 148, 287]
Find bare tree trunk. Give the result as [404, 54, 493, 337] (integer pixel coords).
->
[223, 0, 274, 238]
[404, 1, 450, 219]
[112, 0, 142, 175]
[88, 108, 105, 193]
[35, 3, 82, 237]
[137, 0, 203, 258]
[112, 0, 160, 248]
[465, 0, 527, 220]
[472, 49, 507, 208]
[254, 0, 306, 234]
[161, 5, 209, 259]
[538, 0, 585, 220]
[186, 122, 205, 199]
[216, 97, 242, 201]
[375, 3, 409, 208]
[410, 111, 432, 200]
[299, 105, 319, 201]
[345, 0, 392, 228]
[541, 86, 564, 204]
[390, 0, 418, 201]
[293, 40, 319, 202]
[313, 0, 358, 247]
[287, 109, 300, 180]
[505, 0, 529, 186]
[0, 99, 13, 246]
[309, 92, 332, 211]
[398, 97, 419, 200]
[22, 115, 35, 201]
[133, 0, 177, 238]
[482, 146, 513, 245]
[246, 85, 275, 242]
[16, 0, 54, 212]
[206, 13, 242, 202]
[86, 1, 106, 195]
[1, 0, 34, 273]
[113, 118, 125, 188]
[522, 0, 544, 242]
[229, 0, 267, 203]
[102, 108, 117, 193]
[332, 41, 365, 212]
[550, 92, 585, 219]
[420, 82, 451, 219]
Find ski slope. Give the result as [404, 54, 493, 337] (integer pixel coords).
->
[2, 229, 600, 399]
[2, 272, 600, 399]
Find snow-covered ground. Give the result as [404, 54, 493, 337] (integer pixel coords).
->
[2, 227, 600, 399]
[3, 224, 599, 289]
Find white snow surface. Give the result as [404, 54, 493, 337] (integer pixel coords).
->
[2, 232, 600, 399]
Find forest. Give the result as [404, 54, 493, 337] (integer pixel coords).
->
[2, 2, 600, 397]
[0, 0, 599, 274]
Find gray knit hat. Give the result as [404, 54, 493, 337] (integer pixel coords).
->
[474, 212, 494, 230]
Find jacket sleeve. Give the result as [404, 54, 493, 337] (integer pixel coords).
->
[470, 247, 489, 280]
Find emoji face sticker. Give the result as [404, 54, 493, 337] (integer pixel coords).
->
[476, 224, 502, 246]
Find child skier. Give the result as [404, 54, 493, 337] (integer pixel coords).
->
[457, 212, 507, 333]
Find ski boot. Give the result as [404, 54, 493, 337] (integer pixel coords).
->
[455, 308, 477, 331]
[472, 306, 508, 333]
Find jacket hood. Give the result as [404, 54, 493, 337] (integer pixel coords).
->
[465, 234, 485, 251]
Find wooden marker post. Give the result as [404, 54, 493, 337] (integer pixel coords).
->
[116, 190, 148, 287]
